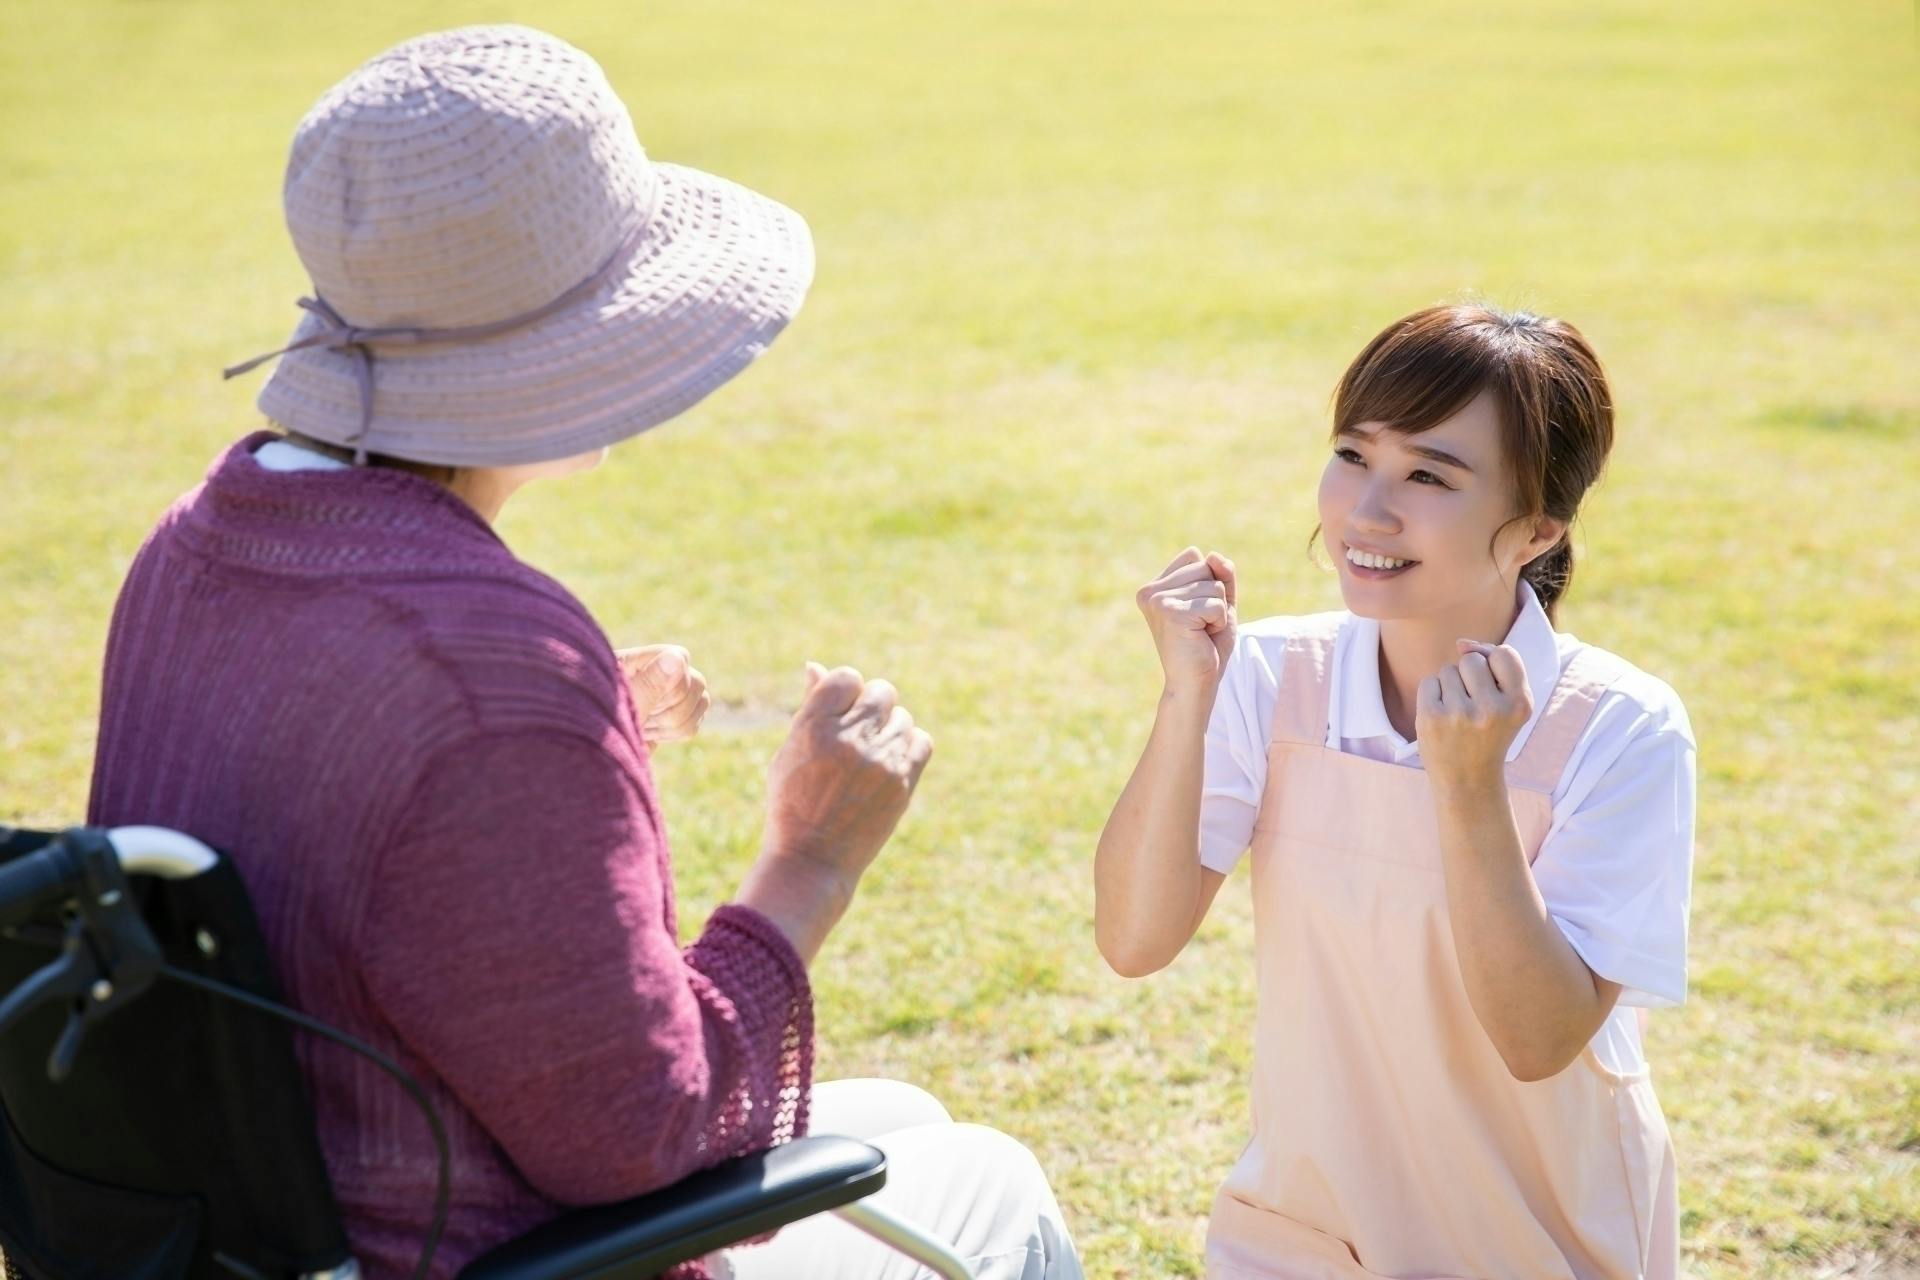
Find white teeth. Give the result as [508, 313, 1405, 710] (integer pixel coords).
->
[1346, 546, 1411, 570]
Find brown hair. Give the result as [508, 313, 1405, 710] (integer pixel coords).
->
[1326, 304, 1614, 621]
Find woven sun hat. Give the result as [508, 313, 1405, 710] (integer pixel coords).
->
[226, 24, 815, 467]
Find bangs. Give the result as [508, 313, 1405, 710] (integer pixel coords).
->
[1331, 311, 1509, 439]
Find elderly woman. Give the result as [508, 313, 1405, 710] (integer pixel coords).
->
[86, 26, 1080, 1280]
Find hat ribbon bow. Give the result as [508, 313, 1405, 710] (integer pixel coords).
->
[222, 221, 645, 464]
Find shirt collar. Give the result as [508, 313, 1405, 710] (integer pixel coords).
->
[179, 431, 508, 578]
[1332, 581, 1562, 763]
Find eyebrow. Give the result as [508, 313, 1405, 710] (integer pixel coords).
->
[1339, 425, 1477, 474]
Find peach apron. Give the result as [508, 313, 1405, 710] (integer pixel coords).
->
[1206, 617, 1678, 1280]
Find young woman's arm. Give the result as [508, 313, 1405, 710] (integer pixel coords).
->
[1096, 687, 1230, 975]
[1419, 642, 1619, 1081]
[1095, 548, 1235, 978]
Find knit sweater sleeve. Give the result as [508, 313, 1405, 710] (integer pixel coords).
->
[357, 728, 813, 1207]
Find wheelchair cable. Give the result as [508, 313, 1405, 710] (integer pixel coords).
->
[155, 964, 450, 1280]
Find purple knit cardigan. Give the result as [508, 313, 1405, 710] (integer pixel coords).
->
[87, 434, 813, 1279]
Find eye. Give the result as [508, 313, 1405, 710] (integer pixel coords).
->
[1334, 447, 1365, 466]
[1409, 469, 1453, 488]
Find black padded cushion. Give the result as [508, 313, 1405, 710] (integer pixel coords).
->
[459, 1135, 887, 1280]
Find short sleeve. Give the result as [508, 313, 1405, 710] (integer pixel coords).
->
[1199, 622, 1288, 873]
[1532, 683, 1696, 1009]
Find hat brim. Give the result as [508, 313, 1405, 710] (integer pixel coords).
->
[255, 163, 815, 467]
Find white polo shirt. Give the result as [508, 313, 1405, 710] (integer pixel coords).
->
[1200, 583, 1695, 1073]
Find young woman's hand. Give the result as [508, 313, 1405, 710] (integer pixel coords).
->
[1136, 547, 1237, 694]
[1415, 640, 1533, 790]
[617, 644, 712, 745]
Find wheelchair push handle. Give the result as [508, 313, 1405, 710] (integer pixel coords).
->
[0, 826, 219, 1080]
[97, 826, 220, 880]
[0, 826, 217, 924]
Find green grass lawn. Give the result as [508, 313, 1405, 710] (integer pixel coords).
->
[3, 1, 1915, 1274]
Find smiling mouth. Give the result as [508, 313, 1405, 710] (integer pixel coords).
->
[1344, 544, 1418, 574]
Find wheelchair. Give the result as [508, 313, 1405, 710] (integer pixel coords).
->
[0, 825, 974, 1279]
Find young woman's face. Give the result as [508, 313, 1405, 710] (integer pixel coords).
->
[1316, 389, 1556, 622]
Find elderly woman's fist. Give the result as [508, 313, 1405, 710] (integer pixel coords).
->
[763, 662, 934, 886]
[732, 662, 936, 965]
[617, 644, 712, 745]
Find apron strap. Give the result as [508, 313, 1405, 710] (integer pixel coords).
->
[1270, 613, 1347, 747]
[1507, 644, 1631, 794]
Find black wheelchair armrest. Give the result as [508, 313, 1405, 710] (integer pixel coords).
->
[457, 1135, 887, 1280]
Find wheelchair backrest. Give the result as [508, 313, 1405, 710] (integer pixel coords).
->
[0, 827, 352, 1280]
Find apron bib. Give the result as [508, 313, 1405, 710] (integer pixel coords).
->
[1205, 616, 1678, 1280]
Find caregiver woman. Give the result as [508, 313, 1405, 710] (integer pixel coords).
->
[88, 26, 1079, 1280]
[1096, 306, 1693, 1278]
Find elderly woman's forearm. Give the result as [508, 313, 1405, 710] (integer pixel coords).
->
[734, 853, 855, 966]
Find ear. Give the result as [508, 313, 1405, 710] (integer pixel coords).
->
[1520, 514, 1568, 566]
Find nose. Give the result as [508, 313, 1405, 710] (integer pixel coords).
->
[1350, 476, 1401, 535]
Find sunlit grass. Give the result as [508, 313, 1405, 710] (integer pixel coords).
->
[3, 1, 1916, 1274]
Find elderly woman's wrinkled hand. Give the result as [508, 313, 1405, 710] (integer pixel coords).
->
[763, 663, 934, 885]
[730, 663, 936, 964]
[617, 644, 712, 745]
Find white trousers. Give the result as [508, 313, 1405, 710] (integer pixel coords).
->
[719, 1079, 1084, 1280]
